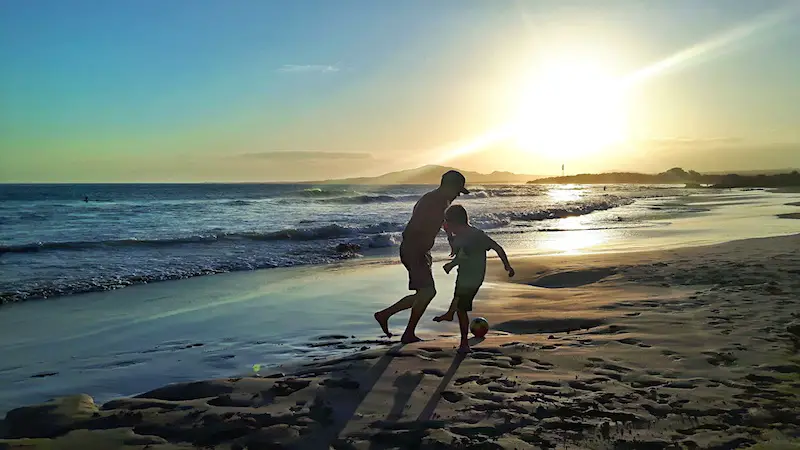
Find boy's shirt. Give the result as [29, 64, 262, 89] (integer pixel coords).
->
[451, 226, 493, 289]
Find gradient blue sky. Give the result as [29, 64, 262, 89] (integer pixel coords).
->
[2, 0, 799, 182]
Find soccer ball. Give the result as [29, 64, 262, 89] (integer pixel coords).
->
[470, 317, 489, 338]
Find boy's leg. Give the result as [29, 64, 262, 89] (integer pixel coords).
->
[400, 287, 436, 343]
[433, 295, 457, 322]
[456, 309, 471, 353]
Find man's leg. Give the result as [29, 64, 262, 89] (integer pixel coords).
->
[374, 291, 422, 338]
[400, 287, 436, 343]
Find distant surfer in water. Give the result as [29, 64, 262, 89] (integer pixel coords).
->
[374, 170, 469, 343]
[84, 195, 89, 203]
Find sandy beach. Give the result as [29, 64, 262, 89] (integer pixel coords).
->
[2, 232, 798, 449]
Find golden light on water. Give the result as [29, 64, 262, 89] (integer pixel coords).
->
[542, 229, 609, 255]
[548, 186, 583, 203]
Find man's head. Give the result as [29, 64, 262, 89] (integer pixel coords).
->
[444, 204, 469, 233]
[439, 170, 469, 200]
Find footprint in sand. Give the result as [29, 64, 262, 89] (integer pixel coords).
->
[481, 361, 513, 369]
[530, 359, 554, 367]
[454, 375, 481, 386]
[473, 391, 508, 402]
[593, 370, 624, 381]
[487, 383, 518, 394]
[704, 351, 737, 366]
[440, 391, 464, 403]
[421, 368, 445, 377]
[530, 380, 561, 388]
[568, 380, 603, 392]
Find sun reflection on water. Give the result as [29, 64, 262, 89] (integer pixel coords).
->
[540, 229, 609, 255]
[547, 186, 583, 202]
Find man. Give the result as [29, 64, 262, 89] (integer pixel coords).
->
[374, 170, 469, 343]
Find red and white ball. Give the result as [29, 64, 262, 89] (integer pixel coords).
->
[470, 317, 489, 338]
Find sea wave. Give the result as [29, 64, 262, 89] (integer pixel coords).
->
[291, 187, 360, 198]
[0, 252, 360, 304]
[470, 198, 635, 227]
[0, 222, 407, 255]
[1, 198, 630, 255]
[321, 194, 419, 204]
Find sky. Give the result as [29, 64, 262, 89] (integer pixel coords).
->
[1, 0, 799, 182]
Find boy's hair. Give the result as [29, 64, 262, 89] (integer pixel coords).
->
[445, 204, 469, 225]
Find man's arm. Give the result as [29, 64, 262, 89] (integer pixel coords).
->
[487, 236, 514, 277]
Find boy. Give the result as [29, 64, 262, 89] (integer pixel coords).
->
[433, 205, 514, 353]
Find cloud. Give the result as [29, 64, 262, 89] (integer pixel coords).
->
[276, 64, 340, 74]
[239, 151, 373, 161]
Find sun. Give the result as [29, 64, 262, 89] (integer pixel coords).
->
[512, 56, 629, 160]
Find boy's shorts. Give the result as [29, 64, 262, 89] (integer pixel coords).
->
[454, 286, 480, 311]
[400, 246, 434, 291]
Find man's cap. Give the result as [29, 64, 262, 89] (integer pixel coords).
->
[441, 170, 470, 194]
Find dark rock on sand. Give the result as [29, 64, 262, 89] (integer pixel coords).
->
[136, 380, 235, 401]
[3, 394, 98, 438]
[335, 243, 361, 253]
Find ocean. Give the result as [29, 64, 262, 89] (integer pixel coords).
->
[1, 183, 686, 304]
[1, 183, 799, 413]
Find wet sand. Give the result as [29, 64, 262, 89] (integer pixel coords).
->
[2, 234, 798, 449]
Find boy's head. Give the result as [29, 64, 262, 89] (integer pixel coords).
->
[444, 204, 469, 232]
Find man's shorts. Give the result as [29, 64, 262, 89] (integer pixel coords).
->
[454, 286, 480, 312]
[400, 246, 434, 291]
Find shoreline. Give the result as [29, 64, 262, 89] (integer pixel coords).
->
[2, 233, 799, 449]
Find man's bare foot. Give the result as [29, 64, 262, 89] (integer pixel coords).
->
[433, 313, 454, 323]
[374, 312, 392, 338]
[400, 334, 422, 344]
[457, 344, 472, 354]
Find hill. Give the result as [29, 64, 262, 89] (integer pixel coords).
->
[713, 171, 800, 188]
[314, 165, 541, 185]
[527, 168, 800, 188]
[527, 168, 717, 185]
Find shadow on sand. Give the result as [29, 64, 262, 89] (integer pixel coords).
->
[293, 339, 474, 449]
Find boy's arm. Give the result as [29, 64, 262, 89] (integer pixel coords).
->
[447, 231, 456, 256]
[487, 236, 514, 277]
[443, 248, 465, 274]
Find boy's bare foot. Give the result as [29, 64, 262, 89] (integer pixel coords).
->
[433, 312, 454, 322]
[374, 312, 392, 338]
[457, 344, 472, 354]
[400, 334, 422, 344]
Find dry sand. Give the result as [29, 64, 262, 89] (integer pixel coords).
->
[2, 234, 799, 449]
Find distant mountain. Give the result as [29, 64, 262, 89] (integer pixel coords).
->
[314, 165, 541, 185]
[527, 168, 717, 185]
[702, 168, 799, 176]
[528, 167, 800, 188]
[713, 171, 800, 188]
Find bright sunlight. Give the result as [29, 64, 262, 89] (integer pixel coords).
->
[512, 55, 629, 161]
